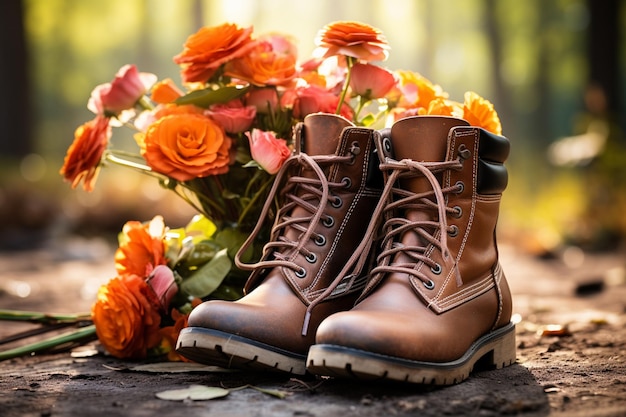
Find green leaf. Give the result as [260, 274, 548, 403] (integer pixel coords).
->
[214, 227, 252, 261]
[156, 385, 230, 401]
[359, 113, 377, 127]
[185, 214, 217, 240]
[174, 85, 249, 108]
[180, 249, 232, 298]
[242, 160, 262, 169]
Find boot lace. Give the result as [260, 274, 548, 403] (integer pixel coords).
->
[370, 156, 465, 288]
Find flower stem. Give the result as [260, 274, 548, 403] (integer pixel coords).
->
[238, 173, 275, 225]
[0, 310, 91, 324]
[104, 151, 156, 175]
[335, 56, 355, 115]
[0, 324, 97, 362]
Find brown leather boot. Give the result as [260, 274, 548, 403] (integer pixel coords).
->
[176, 113, 383, 374]
[307, 115, 515, 384]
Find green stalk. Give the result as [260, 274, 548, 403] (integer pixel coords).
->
[238, 173, 275, 226]
[0, 310, 91, 324]
[335, 56, 355, 115]
[104, 151, 156, 175]
[0, 325, 97, 362]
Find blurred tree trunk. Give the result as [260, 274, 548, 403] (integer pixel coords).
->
[0, 0, 32, 158]
[587, 0, 621, 124]
[484, 0, 515, 136]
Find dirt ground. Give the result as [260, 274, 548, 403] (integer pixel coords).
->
[1, 236, 625, 417]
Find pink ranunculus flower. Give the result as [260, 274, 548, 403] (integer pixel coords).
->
[88, 65, 157, 116]
[206, 100, 257, 134]
[291, 85, 354, 120]
[246, 129, 291, 174]
[245, 87, 279, 114]
[146, 265, 179, 312]
[349, 63, 397, 99]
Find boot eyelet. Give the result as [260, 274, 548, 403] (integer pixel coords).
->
[331, 196, 343, 208]
[347, 142, 361, 165]
[452, 206, 463, 218]
[458, 144, 471, 160]
[383, 137, 392, 154]
[454, 181, 464, 194]
[342, 177, 352, 189]
[314, 234, 326, 246]
[350, 141, 361, 155]
[305, 253, 317, 263]
[448, 225, 459, 237]
[423, 279, 435, 290]
[295, 267, 307, 278]
[431, 263, 442, 275]
[323, 216, 335, 228]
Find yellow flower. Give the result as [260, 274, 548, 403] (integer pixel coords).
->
[462, 91, 502, 135]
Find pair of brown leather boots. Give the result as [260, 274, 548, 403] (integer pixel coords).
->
[176, 113, 515, 385]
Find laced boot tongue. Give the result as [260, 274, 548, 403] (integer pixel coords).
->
[390, 116, 467, 164]
[388, 116, 468, 249]
[299, 113, 354, 156]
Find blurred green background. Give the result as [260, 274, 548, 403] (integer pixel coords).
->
[0, 0, 624, 254]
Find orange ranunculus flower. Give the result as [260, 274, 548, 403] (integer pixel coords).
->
[151, 78, 184, 104]
[313, 21, 389, 62]
[463, 91, 502, 135]
[60, 115, 111, 192]
[92, 274, 163, 359]
[224, 34, 298, 86]
[137, 113, 232, 182]
[173, 23, 258, 84]
[115, 215, 167, 277]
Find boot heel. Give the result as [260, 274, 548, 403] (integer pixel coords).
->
[475, 323, 517, 371]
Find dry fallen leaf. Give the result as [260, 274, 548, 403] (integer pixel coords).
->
[128, 362, 233, 373]
[539, 324, 571, 337]
[156, 385, 229, 401]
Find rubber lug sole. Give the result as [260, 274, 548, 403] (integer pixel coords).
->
[176, 327, 307, 375]
[306, 322, 516, 385]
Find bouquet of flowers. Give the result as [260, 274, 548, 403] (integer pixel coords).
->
[0, 20, 502, 362]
